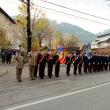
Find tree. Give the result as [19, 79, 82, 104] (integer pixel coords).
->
[63, 34, 81, 47]
[17, 3, 51, 49]
[52, 31, 64, 48]
[17, 3, 27, 28]
[32, 17, 52, 48]
[17, 3, 27, 49]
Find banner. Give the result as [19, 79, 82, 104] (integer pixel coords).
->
[58, 46, 65, 64]
[85, 43, 92, 59]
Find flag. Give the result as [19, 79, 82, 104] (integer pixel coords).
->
[58, 46, 65, 64]
[58, 47, 64, 53]
[85, 43, 92, 59]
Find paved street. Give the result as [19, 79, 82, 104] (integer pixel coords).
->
[9, 82, 110, 110]
[0, 65, 110, 110]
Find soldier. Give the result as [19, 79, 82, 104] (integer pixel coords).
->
[34, 50, 40, 78]
[100, 53, 103, 71]
[53, 52, 60, 77]
[15, 51, 24, 82]
[65, 52, 72, 76]
[78, 52, 83, 74]
[72, 52, 79, 75]
[93, 53, 98, 72]
[28, 49, 35, 80]
[101, 53, 105, 71]
[103, 54, 107, 71]
[109, 54, 110, 70]
[47, 50, 54, 78]
[39, 50, 47, 79]
[83, 54, 89, 73]
[97, 53, 101, 72]
[105, 54, 109, 71]
[88, 54, 93, 73]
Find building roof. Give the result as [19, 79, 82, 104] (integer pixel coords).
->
[0, 7, 16, 24]
[91, 35, 110, 45]
[97, 33, 110, 38]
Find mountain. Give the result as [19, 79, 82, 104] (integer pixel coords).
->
[49, 20, 97, 44]
[12, 15, 96, 44]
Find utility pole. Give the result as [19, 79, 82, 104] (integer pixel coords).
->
[27, 0, 32, 52]
[20, 0, 32, 52]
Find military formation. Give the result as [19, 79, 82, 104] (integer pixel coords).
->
[15, 49, 110, 82]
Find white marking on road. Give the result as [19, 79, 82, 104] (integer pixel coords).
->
[5, 81, 110, 110]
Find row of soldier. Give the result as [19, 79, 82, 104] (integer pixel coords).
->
[15, 49, 110, 82]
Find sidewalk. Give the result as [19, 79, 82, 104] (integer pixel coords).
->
[0, 65, 9, 77]
[0, 63, 69, 78]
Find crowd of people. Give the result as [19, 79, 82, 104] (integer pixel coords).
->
[15, 49, 110, 82]
[0, 49, 17, 64]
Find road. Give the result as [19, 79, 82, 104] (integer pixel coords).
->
[0, 65, 110, 110]
[7, 82, 110, 110]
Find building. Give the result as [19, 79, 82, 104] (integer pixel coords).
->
[91, 33, 110, 49]
[0, 7, 23, 49]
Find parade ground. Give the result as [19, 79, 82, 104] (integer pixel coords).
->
[0, 65, 110, 110]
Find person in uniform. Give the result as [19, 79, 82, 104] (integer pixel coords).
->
[105, 54, 109, 71]
[108, 54, 110, 70]
[28, 49, 35, 80]
[83, 53, 89, 74]
[47, 50, 54, 78]
[53, 52, 60, 77]
[109, 55, 110, 70]
[88, 53, 93, 73]
[39, 50, 47, 79]
[42, 51, 47, 77]
[92, 53, 97, 72]
[97, 53, 101, 72]
[34, 50, 40, 78]
[15, 51, 24, 82]
[103, 54, 107, 71]
[72, 52, 79, 75]
[100, 53, 104, 72]
[65, 52, 72, 76]
[77, 52, 83, 74]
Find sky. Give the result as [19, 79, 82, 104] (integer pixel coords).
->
[0, 0, 110, 34]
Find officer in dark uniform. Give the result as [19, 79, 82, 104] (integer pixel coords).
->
[53, 52, 60, 77]
[97, 53, 101, 72]
[105, 54, 109, 71]
[47, 50, 54, 78]
[83, 54, 89, 73]
[34, 50, 40, 77]
[100, 54, 104, 71]
[65, 52, 72, 76]
[39, 50, 46, 79]
[88, 54, 93, 73]
[77, 52, 83, 74]
[42, 51, 47, 77]
[103, 54, 107, 71]
[72, 52, 79, 75]
[92, 53, 96, 72]
[93, 53, 98, 72]
[109, 54, 110, 70]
